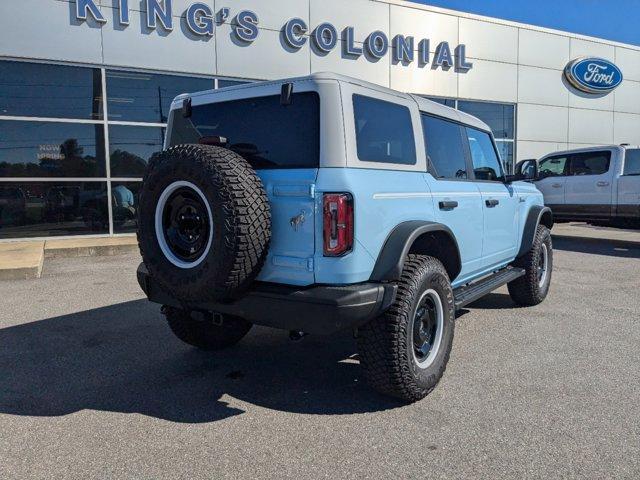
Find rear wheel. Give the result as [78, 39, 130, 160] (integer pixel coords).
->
[358, 255, 455, 403]
[163, 306, 252, 351]
[508, 225, 553, 306]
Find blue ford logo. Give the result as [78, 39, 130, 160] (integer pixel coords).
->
[564, 57, 623, 94]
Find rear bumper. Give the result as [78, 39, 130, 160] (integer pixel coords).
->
[137, 264, 397, 335]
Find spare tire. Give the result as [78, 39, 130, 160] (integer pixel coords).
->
[137, 144, 271, 302]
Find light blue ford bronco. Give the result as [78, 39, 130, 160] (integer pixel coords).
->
[136, 73, 553, 402]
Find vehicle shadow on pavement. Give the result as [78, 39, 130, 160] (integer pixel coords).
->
[0, 300, 403, 423]
[552, 235, 640, 259]
[464, 293, 517, 310]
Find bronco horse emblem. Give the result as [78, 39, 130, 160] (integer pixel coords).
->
[290, 211, 306, 231]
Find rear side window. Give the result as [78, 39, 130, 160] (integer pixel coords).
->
[168, 92, 319, 169]
[353, 95, 416, 165]
[568, 151, 611, 176]
[624, 149, 640, 175]
[465, 127, 504, 181]
[539, 155, 568, 178]
[421, 114, 468, 180]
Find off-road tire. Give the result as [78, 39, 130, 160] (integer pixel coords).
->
[164, 306, 252, 351]
[508, 225, 553, 306]
[138, 144, 271, 302]
[357, 255, 455, 403]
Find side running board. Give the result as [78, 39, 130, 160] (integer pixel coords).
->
[453, 266, 525, 310]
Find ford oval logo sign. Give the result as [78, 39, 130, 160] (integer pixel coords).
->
[564, 57, 623, 94]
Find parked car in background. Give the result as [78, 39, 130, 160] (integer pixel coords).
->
[530, 145, 640, 228]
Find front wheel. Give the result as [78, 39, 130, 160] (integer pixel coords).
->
[508, 225, 553, 306]
[358, 255, 455, 403]
[163, 306, 252, 351]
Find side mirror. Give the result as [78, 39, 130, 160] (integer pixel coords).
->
[506, 159, 538, 183]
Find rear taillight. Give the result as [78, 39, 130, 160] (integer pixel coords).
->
[323, 193, 354, 257]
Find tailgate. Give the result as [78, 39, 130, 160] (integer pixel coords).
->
[255, 169, 318, 286]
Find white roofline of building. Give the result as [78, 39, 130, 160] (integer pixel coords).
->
[377, 0, 640, 52]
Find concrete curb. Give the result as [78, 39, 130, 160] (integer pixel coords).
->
[44, 240, 139, 259]
[0, 236, 138, 281]
[0, 242, 44, 281]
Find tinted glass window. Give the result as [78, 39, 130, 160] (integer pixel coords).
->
[353, 95, 416, 165]
[422, 115, 468, 180]
[458, 101, 515, 140]
[624, 149, 640, 175]
[466, 128, 504, 181]
[569, 151, 611, 176]
[111, 182, 141, 233]
[0, 121, 106, 177]
[169, 92, 320, 169]
[0, 182, 108, 239]
[0, 61, 103, 120]
[539, 155, 568, 178]
[109, 126, 165, 177]
[106, 71, 213, 123]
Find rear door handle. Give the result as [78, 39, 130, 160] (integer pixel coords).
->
[552, 183, 563, 188]
[485, 199, 499, 208]
[438, 200, 458, 210]
[596, 181, 610, 187]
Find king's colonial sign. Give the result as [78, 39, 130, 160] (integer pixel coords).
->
[73, 0, 474, 71]
[564, 57, 623, 95]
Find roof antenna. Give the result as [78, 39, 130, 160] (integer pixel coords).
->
[281, 83, 293, 106]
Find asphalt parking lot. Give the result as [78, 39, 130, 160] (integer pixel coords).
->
[1, 225, 639, 479]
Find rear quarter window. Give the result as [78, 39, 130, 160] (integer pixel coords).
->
[353, 95, 416, 165]
[168, 92, 320, 169]
[568, 151, 611, 176]
[624, 149, 640, 175]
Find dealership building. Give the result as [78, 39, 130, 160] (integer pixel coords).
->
[0, 0, 639, 240]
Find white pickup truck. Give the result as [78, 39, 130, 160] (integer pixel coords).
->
[531, 145, 640, 228]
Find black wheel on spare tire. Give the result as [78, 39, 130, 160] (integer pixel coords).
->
[137, 144, 271, 303]
[507, 224, 553, 306]
[163, 306, 252, 351]
[357, 255, 455, 403]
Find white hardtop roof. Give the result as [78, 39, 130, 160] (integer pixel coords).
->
[173, 72, 492, 133]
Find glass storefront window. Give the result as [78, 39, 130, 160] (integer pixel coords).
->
[0, 121, 106, 177]
[111, 182, 141, 234]
[218, 79, 250, 88]
[496, 141, 514, 172]
[0, 182, 108, 239]
[457, 101, 515, 140]
[0, 61, 103, 120]
[106, 71, 214, 123]
[109, 126, 165, 177]
[425, 97, 456, 108]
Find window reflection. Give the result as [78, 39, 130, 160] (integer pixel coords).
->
[0, 120, 105, 177]
[109, 126, 165, 177]
[106, 71, 213, 123]
[112, 182, 141, 233]
[0, 121, 106, 177]
[0, 182, 108, 239]
[0, 61, 103, 120]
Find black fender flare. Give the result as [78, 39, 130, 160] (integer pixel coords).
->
[517, 206, 554, 258]
[369, 221, 462, 282]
